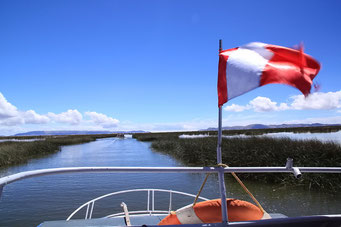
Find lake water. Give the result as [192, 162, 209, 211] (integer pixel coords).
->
[0, 139, 45, 143]
[0, 137, 340, 226]
[261, 131, 341, 144]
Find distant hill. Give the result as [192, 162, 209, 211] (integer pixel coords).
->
[203, 123, 339, 131]
[12, 123, 341, 136]
[14, 130, 146, 136]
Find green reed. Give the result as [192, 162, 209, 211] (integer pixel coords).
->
[0, 134, 117, 168]
[133, 125, 341, 141]
[148, 136, 341, 192]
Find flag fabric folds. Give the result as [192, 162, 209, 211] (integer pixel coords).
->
[217, 42, 320, 107]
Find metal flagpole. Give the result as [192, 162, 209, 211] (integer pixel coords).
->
[217, 39, 229, 224]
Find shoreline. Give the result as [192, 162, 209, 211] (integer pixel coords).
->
[0, 134, 118, 168]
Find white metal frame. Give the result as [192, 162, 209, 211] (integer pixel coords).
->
[0, 161, 341, 225]
[1, 163, 341, 198]
[66, 188, 209, 220]
[1, 162, 341, 192]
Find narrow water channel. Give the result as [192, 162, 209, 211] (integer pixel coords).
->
[0, 137, 340, 226]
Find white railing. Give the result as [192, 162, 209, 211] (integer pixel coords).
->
[66, 188, 209, 220]
[1, 160, 341, 192]
[0, 159, 340, 225]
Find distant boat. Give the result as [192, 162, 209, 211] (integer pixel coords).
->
[117, 133, 125, 138]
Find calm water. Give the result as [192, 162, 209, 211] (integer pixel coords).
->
[261, 131, 341, 144]
[0, 137, 340, 226]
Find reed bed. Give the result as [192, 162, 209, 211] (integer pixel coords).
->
[147, 136, 341, 192]
[133, 125, 341, 141]
[0, 134, 117, 168]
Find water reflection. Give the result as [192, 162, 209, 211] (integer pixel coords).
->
[261, 131, 341, 144]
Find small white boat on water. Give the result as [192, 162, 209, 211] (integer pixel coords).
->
[1, 41, 341, 226]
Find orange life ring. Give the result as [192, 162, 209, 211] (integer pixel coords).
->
[158, 199, 270, 225]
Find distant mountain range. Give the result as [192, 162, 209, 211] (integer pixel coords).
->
[11, 123, 341, 136]
[14, 130, 146, 136]
[203, 123, 340, 131]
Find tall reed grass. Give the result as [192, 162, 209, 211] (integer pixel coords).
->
[133, 125, 341, 141]
[0, 134, 117, 167]
[148, 136, 341, 192]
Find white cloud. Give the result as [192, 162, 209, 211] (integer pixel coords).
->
[85, 111, 119, 128]
[1, 89, 341, 135]
[22, 110, 50, 124]
[0, 92, 124, 134]
[224, 91, 341, 112]
[0, 93, 19, 119]
[290, 91, 341, 110]
[48, 109, 83, 125]
[250, 97, 290, 112]
[0, 117, 24, 126]
[249, 97, 278, 112]
[224, 104, 250, 112]
[0, 93, 50, 126]
[224, 97, 289, 112]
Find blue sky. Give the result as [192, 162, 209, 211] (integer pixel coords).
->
[1, 0, 341, 135]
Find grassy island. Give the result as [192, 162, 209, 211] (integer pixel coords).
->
[0, 134, 118, 168]
[134, 129, 341, 193]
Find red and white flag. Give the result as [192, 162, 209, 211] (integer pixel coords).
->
[217, 42, 320, 107]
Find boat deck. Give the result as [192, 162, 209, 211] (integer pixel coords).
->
[39, 214, 289, 227]
[38, 214, 341, 227]
[38, 214, 167, 227]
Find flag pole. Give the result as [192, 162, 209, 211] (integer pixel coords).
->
[217, 39, 223, 164]
[217, 39, 229, 224]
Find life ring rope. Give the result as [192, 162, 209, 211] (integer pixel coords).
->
[192, 163, 266, 213]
